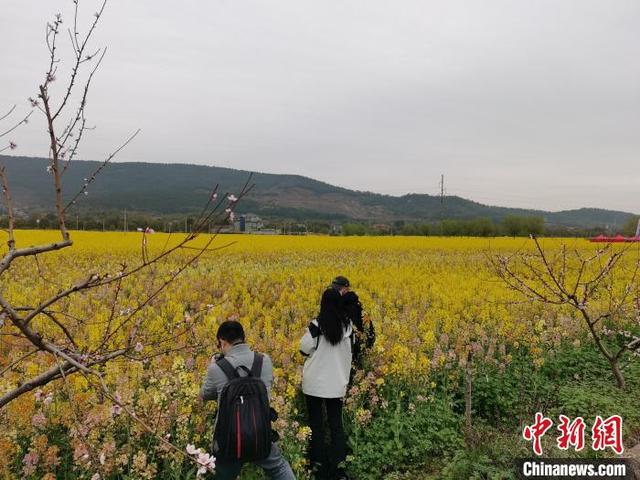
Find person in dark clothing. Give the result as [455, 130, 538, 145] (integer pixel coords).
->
[342, 290, 375, 367]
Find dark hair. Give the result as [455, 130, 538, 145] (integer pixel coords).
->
[217, 320, 245, 344]
[342, 290, 359, 305]
[318, 288, 347, 346]
[331, 276, 350, 288]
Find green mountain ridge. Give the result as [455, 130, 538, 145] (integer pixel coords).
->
[0, 155, 634, 228]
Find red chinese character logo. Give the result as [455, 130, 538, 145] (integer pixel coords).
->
[592, 415, 624, 454]
[557, 415, 585, 451]
[523, 412, 554, 455]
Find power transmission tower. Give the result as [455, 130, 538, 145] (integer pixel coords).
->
[124, 209, 128, 232]
[439, 174, 445, 204]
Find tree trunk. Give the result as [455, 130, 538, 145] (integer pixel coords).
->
[610, 358, 626, 390]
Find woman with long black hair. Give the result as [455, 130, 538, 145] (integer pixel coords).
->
[300, 286, 353, 480]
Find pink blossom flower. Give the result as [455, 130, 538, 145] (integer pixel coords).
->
[44, 393, 53, 406]
[32, 412, 46, 428]
[92, 473, 101, 480]
[111, 392, 123, 416]
[186, 445, 216, 476]
[196, 451, 216, 476]
[210, 192, 218, 200]
[9, 141, 17, 150]
[186, 444, 200, 455]
[227, 194, 238, 202]
[34, 390, 43, 402]
[134, 342, 143, 353]
[22, 451, 39, 476]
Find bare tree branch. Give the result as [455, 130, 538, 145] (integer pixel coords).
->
[52, 0, 107, 121]
[63, 128, 141, 212]
[0, 348, 126, 409]
[0, 105, 16, 123]
[0, 110, 33, 139]
[0, 348, 38, 377]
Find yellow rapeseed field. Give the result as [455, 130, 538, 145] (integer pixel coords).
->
[0, 231, 632, 478]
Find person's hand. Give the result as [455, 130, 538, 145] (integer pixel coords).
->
[212, 352, 223, 362]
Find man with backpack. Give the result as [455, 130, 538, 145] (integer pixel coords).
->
[200, 321, 295, 480]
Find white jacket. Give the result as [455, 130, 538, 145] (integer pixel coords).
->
[300, 319, 353, 398]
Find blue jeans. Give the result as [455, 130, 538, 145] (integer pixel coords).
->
[214, 443, 295, 480]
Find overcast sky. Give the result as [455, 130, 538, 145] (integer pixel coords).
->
[2, 0, 639, 212]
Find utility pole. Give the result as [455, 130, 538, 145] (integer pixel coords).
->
[439, 174, 445, 204]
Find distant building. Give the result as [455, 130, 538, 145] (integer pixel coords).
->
[234, 214, 264, 233]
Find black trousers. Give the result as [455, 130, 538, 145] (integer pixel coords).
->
[304, 394, 346, 478]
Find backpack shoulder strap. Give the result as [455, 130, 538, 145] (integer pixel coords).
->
[216, 357, 239, 380]
[308, 321, 322, 338]
[250, 353, 264, 378]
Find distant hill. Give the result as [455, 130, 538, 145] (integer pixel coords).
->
[0, 155, 634, 228]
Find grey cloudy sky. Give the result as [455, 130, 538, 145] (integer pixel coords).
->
[2, 0, 639, 212]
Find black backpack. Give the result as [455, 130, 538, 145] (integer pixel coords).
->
[213, 353, 272, 463]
